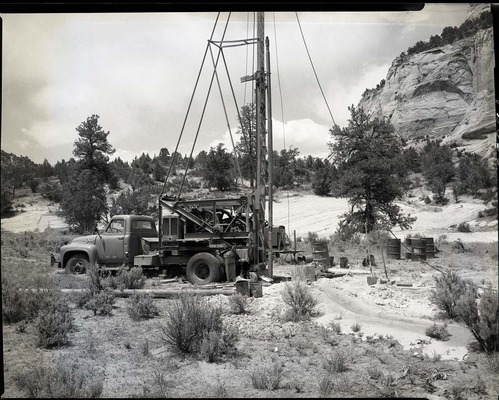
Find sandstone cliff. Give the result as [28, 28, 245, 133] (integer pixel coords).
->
[358, 5, 495, 160]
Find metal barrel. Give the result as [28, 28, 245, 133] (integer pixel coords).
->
[423, 237, 435, 259]
[411, 238, 427, 261]
[386, 238, 401, 259]
[339, 257, 348, 268]
[311, 240, 330, 268]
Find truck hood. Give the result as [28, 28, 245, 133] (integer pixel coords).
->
[71, 235, 97, 245]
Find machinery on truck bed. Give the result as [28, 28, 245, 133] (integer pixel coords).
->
[58, 197, 286, 284]
[58, 12, 288, 285]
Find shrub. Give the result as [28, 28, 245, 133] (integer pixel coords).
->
[228, 293, 248, 314]
[322, 350, 349, 373]
[436, 234, 447, 244]
[2, 281, 51, 324]
[281, 281, 318, 322]
[250, 362, 283, 390]
[15, 320, 28, 333]
[126, 292, 159, 321]
[431, 272, 497, 353]
[329, 321, 342, 334]
[425, 322, 450, 341]
[429, 271, 471, 320]
[457, 222, 471, 232]
[71, 289, 93, 309]
[160, 293, 224, 354]
[318, 375, 335, 396]
[35, 291, 74, 348]
[85, 288, 116, 316]
[351, 322, 362, 332]
[485, 353, 499, 373]
[307, 231, 319, 243]
[86, 264, 105, 294]
[14, 356, 103, 398]
[116, 266, 146, 290]
[212, 379, 228, 397]
[200, 326, 239, 363]
[456, 287, 498, 353]
[452, 240, 467, 253]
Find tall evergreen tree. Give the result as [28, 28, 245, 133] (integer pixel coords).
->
[235, 103, 257, 187]
[73, 114, 115, 182]
[58, 166, 108, 233]
[328, 106, 415, 237]
[201, 143, 236, 191]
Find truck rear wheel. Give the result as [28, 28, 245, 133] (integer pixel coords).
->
[66, 255, 89, 274]
[186, 253, 223, 285]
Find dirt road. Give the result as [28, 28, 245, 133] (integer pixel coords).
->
[313, 278, 471, 361]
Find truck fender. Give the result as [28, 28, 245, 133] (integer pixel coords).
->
[61, 244, 99, 269]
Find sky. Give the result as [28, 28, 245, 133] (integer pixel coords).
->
[1, 4, 472, 165]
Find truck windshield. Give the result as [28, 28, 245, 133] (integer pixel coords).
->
[107, 219, 125, 233]
[132, 220, 155, 231]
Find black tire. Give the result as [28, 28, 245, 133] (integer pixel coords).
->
[66, 255, 89, 274]
[186, 252, 223, 285]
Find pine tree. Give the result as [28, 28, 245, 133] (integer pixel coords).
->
[73, 114, 115, 182]
[328, 106, 416, 237]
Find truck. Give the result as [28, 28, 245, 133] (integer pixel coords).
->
[58, 195, 288, 285]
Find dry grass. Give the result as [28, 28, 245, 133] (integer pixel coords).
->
[13, 354, 104, 398]
[250, 362, 284, 390]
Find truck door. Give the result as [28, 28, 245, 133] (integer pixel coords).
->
[98, 218, 126, 264]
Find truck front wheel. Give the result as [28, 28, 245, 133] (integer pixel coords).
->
[66, 255, 89, 274]
[186, 253, 223, 285]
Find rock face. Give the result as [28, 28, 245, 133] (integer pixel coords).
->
[358, 6, 495, 161]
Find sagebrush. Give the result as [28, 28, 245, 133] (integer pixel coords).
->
[430, 272, 497, 352]
[281, 281, 318, 321]
[13, 355, 103, 398]
[35, 290, 75, 348]
[160, 293, 237, 358]
[250, 362, 283, 390]
[425, 322, 450, 341]
[126, 292, 159, 321]
[228, 293, 248, 314]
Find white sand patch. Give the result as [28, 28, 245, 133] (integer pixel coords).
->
[273, 193, 497, 243]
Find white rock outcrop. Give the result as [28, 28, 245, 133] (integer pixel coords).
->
[358, 6, 495, 161]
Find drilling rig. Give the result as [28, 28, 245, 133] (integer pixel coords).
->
[148, 12, 283, 284]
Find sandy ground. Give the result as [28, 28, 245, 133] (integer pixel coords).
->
[0, 193, 67, 233]
[273, 191, 497, 243]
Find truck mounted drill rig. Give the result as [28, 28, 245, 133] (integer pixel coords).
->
[58, 12, 287, 285]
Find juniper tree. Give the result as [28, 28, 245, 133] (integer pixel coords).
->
[328, 106, 415, 238]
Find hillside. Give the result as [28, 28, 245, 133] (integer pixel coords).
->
[358, 4, 495, 162]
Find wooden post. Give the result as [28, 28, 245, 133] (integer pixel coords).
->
[293, 230, 297, 263]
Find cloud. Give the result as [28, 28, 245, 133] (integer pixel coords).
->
[208, 118, 331, 159]
[1, 7, 471, 165]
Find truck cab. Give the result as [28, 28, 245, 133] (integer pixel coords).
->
[59, 215, 157, 273]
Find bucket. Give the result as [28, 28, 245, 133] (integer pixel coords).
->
[386, 238, 401, 260]
[423, 237, 435, 259]
[311, 240, 330, 268]
[339, 257, 348, 269]
[367, 276, 378, 285]
[250, 281, 263, 298]
[235, 280, 250, 296]
[411, 238, 427, 261]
